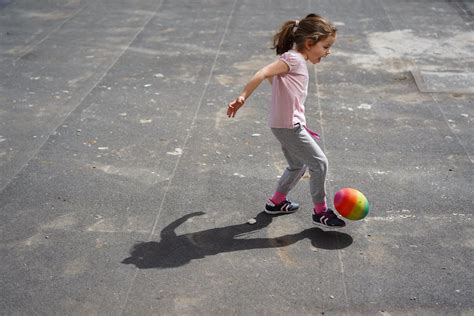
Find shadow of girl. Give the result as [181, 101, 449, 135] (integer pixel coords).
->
[122, 211, 352, 269]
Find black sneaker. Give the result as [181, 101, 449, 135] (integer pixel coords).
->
[312, 209, 346, 228]
[265, 199, 299, 215]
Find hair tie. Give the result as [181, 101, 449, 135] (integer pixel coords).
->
[293, 20, 299, 32]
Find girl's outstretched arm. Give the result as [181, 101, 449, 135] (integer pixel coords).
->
[227, 60, 289, 118]
[160, 212, 205, 238]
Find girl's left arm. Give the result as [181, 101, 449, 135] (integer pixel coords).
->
[227, 60, 288, 118]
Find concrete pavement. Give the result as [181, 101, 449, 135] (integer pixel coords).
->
[1, 0, 473, 314]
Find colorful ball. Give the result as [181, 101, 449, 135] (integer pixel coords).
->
[333, 188, 369, 220]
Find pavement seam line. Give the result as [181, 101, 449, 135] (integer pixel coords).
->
[378, 0, 397, 32]
[146, 0, 238, 242]
[0, 3, 158, 195]
[379, 0, 473, 164]
[310, 0, 350, 308]
[313, 65, 350, 312]
[88, 0, 169, 312]
[431, 95, 473, 164]
[119, 0, 239, 313]
[13, 4, 87, 65]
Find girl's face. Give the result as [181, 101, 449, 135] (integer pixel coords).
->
[303, 34, 336, 64]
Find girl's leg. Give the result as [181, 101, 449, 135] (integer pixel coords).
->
[271, 126, 344, 227]
[272, 126, 328, 207]
[302, 140, 328, 207]
[275, 145, 307, 196]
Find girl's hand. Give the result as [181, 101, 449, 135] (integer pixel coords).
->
[227, 96, 245, 118]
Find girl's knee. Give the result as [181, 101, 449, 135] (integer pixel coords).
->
[308, 156, 328, 174]
[287, 164, 306, 172]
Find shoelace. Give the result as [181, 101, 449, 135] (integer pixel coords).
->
[323, 210, 336, 218]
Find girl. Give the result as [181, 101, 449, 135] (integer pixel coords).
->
[227, 14, 345, 228]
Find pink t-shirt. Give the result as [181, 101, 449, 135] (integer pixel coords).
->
[268, 50, 308, 129]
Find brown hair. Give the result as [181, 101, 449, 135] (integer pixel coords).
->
[272, 13, 337, 55]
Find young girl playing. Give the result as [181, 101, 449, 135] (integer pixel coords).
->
[227, 13, 345, 228]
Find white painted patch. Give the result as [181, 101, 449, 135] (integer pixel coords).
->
[461, 113, 469, 118]
[358, 103, 372, 110]
[334, 22, 345, 26]
[154, 73, 164, 78]
[20, 232, 47, 248]
[98, 147, 109, 150]
[233, 172, 245, 178]
[42, 213, 77, 229]
[334, 30, 473, 73]
[366, 215, 416, 221]
[251, 133, 261, 137]
[92, 163, 164, 186]
[0, 136, 5, 143]
[119, 112, 127, 116]
[140, 119, 152, 124]
[21, 10, 71, 20]
[167, 148, 183, 156]
[366, 213, 472, 222]
[144, 84, 152, 87]
[368, 29, 473, 60]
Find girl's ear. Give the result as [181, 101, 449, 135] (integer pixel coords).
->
[304, 38, 316, 50]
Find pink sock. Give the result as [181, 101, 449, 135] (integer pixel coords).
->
[314, 201, 327, 215]
[270, 191, 286, 205]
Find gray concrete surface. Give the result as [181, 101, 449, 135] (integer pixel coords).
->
[1, 0, 473, 315]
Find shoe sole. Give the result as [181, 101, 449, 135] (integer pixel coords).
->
[312, 220, 345, 229]
[264, 208, 298, 215]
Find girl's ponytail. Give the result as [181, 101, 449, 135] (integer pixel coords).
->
[272, 20, 298, 55]
[272, 14, 337, 55]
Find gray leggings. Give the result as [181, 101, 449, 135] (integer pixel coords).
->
[271, 124, 328, 204]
